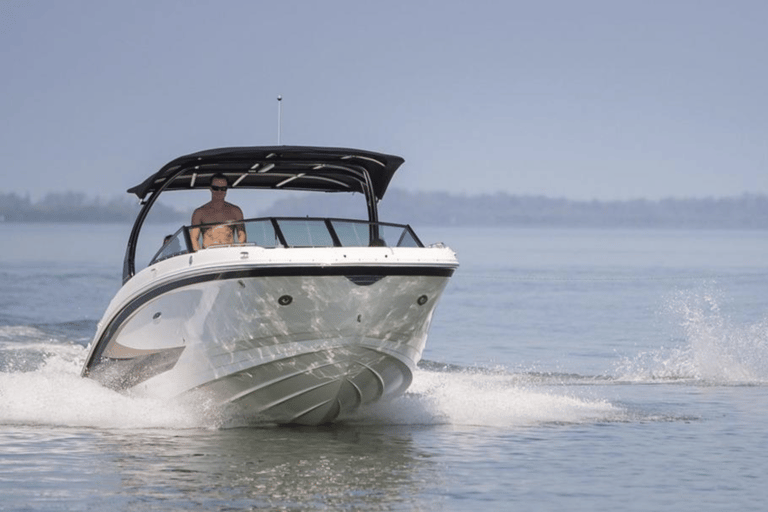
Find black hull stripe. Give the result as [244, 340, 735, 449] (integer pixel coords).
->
[84, 265, 454, 377]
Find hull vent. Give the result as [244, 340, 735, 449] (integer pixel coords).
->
[345, 275, 384, 286]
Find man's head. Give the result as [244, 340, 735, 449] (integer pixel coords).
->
[210, 173, 228, 197]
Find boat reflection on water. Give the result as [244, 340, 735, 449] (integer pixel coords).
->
[104, 425, 440, 509]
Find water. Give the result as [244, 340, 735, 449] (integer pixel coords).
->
[2, 223, 768, 511]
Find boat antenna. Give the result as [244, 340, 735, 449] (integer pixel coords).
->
[277, 95, 283, 145]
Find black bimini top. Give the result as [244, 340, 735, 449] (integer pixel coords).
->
[127, 146, 405, 201]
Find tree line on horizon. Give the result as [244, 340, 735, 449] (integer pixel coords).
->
[3, 190, 768, 229]
[261, 190, 768, 229]
[0, 192, 183, 223]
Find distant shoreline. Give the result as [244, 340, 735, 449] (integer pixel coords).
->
[0, 191, 184, 224]
[266, 190, 768, 230]
[3, 190, 768, 229]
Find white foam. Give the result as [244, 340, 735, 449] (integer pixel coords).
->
[352, 369, 621, 428]
[0, 345, 219, 430]
[2, 338, 621, 430]
[616, 288, 768, 384]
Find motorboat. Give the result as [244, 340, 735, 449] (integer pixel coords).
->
[81, 146, 458, 425]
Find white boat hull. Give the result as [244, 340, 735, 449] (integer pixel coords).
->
[83, 246, 456, 424]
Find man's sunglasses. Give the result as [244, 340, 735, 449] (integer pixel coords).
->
[211, 185, 227, 191]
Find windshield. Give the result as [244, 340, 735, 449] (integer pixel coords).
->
[149, 217, 423, 265]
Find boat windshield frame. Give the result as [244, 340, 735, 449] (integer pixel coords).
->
[149, 217, 425, 266]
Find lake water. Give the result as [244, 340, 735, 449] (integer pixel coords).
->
[1, 223, 768, 511]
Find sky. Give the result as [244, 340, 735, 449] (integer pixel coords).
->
[1, 0, 767, 202]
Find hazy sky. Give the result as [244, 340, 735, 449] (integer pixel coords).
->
[2, 0, 767, 201]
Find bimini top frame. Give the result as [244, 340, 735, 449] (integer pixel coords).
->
[122, 146, 405, 283]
